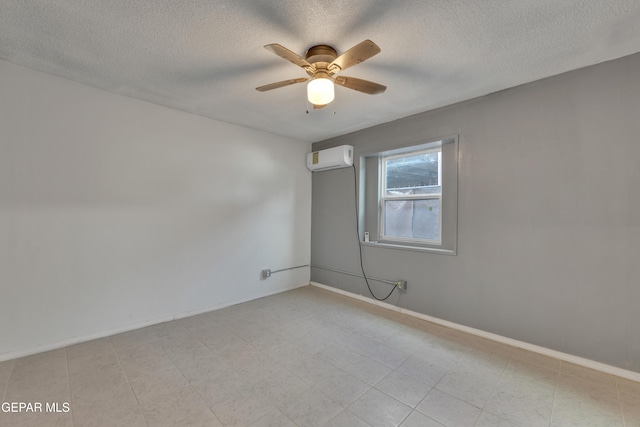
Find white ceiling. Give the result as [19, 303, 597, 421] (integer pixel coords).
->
[2, 1, 640, 142]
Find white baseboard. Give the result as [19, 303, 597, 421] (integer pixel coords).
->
[310, 281, 640, 383]
[0, 282, 308, 363]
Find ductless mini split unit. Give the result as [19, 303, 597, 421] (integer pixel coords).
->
[306, 145, 354, 172]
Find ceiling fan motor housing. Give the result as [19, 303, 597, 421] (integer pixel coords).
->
[305, 45, 338, 65]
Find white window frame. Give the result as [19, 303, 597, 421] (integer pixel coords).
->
[379, 147, 443, 246]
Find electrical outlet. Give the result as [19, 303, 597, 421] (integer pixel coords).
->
[396, 280, 407, 291]
[261, 269, 271, 280]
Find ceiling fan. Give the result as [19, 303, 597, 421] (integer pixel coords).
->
[256, 39, 386, 108]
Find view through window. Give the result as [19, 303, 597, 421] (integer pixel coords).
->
[380, 148, 442, 244]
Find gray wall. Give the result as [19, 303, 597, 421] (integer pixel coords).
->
[311, 52, 640, 372]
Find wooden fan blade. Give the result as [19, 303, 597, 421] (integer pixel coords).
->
[329, 40, 381, 73]
[264, 44, 314, 73]
[334, 76, 386, 95]
[256, 77, 308, 92]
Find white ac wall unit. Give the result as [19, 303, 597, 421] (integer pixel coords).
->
[306, 145, 354, 172]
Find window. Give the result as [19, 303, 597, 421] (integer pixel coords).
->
[361, 136, 457, 254]
[380, 148, 442, 244]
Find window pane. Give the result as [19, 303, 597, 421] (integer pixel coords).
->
[385, 151, 439, 196]
[384, 199, 440, 241]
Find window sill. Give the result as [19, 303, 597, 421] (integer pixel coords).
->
[361, 240, 457, 256]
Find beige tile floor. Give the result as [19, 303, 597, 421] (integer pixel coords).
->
[1, 285, 639, 427]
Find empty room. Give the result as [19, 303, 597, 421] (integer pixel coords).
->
[1, 1, 639, 426]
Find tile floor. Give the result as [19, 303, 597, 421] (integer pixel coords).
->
[1, 285, 639, 427]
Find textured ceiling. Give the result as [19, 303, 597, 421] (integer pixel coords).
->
[2, 1, 640, 142]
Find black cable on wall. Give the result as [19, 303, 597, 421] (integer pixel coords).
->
[351, 164, 397, 301]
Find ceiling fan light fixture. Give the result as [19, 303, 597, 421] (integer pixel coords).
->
[307, 77, 334, 105]
[257, 40, 385, 106]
